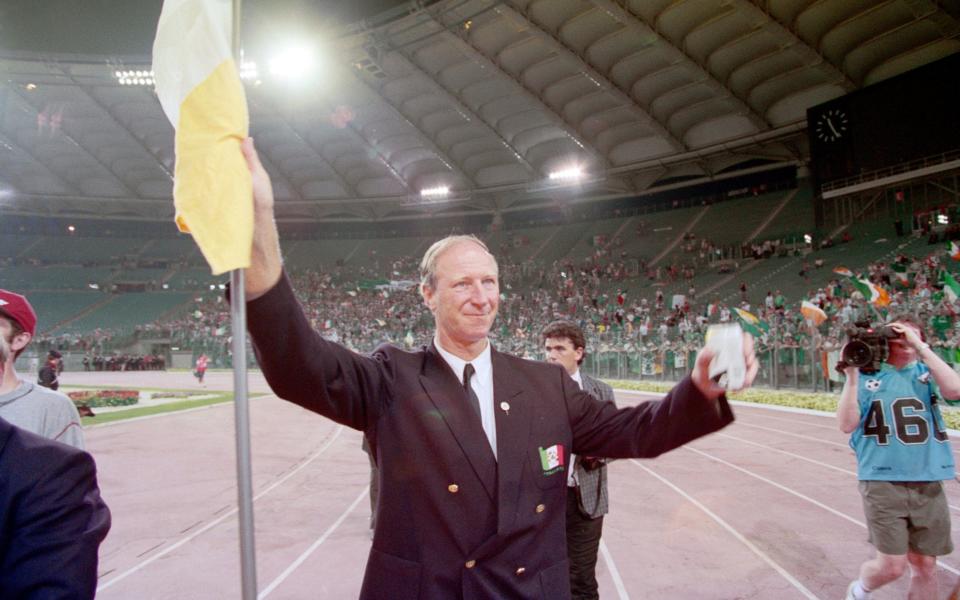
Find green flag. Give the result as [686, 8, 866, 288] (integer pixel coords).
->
[733, 307, 769, 337]
[943, 270, 960, 302]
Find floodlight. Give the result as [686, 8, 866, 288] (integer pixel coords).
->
[804, 234, 812, 244]
[938, 214, 949, 225]
[548, 166, 583, 181]
[112, 69, 154, 86]
[67, 225, 76, 232]
[420, 186, 449, 198]
[269, 45, 317, 80]
[240, 61, 259, 80]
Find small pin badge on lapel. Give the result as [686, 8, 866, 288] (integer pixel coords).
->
[500, 401, 510, 415]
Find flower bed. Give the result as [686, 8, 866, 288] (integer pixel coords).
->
[68, 390, 140, 408]
[150, 391, 191, 399]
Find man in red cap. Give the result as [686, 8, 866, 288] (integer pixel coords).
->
[0, 289, 84, 449]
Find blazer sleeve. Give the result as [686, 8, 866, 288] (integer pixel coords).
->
[1, 444, 111, 599]
[243, 272, 391, 430]
[566, 372, 733, 459]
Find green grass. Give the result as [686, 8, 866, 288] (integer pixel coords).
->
[81, 392, 266, 425]
[606, 380, 960, 430]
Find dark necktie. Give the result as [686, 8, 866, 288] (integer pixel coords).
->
[462, 363, 482, 418]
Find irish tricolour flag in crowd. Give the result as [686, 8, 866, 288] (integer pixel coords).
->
[833, 265, 890, 306]
[950, 241, 960, 261]
[153, 0, 252, 275]
[800, 301, 827, 326]
[833, 266, 854, 278]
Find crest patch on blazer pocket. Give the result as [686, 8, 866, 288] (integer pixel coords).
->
[538, 444, 565, 476]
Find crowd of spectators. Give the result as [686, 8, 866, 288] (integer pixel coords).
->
[25, 224, 960, 388]
[81, 354, 166, 371]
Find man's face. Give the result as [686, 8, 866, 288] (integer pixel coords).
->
[0, 323, 10, 365]
[422, 241, 499, 355]
[888, 320, 922, 362]
[544, 336, 583, 376]
[0, 315, 29, 363]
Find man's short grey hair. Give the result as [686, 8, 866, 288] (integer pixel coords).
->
[419, 234, 497, 291]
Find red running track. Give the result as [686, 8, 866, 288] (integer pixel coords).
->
[71, 371, 960, 599]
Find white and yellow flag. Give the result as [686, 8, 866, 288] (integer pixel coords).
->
[152, 0, 252, 275]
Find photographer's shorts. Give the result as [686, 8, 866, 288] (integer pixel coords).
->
[859, 480, 953, 556]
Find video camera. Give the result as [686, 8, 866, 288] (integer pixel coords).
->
[838, 320, 900, 374]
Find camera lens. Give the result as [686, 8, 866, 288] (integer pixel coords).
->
[842, 340, 873, 367]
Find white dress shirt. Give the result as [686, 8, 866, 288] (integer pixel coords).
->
[567, 369, 583, 487]
[434, 336, 498, 459]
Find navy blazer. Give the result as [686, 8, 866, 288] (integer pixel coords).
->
[247, 274, 734, 599]
[0, 417, 111, 599]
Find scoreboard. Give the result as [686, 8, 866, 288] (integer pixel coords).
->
[807, 52, 960, 190]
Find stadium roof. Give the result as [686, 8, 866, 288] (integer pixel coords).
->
[0, 0, 957, 223]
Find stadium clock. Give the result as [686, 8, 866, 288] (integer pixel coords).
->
[815, 108, 848, 142]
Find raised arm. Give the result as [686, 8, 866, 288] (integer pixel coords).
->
[239, 137, 282, 300]
[891, 323, 960, 400]
[836, 367, 860, 434]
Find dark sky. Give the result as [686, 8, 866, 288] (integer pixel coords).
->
[0, 0, 414, 56]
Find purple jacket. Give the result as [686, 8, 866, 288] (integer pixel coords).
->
[0, 417, 110, 599]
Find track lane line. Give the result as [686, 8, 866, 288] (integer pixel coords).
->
[735, 407, 960, 456]
[630, 459, 821, 599]
[682, 445, 960, 577]
[97, 425, 346, 592]
[734, 422, 850, 448]
[599, 539, 630, 600]
[716, 432, 960, 514]
[258, 485, 369, 599]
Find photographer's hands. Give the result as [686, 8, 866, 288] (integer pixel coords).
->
[888, 322, 927, 351]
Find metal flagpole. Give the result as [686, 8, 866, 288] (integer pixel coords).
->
[230, 0, 258, 597]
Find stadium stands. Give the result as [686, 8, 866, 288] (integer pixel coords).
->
[54, 292, 192, 336]
[11, 178, 960, 394]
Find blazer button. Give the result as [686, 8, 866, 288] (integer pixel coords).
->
[535, 504, 545, 513]
[465, 560, 476, 569]
[515, 567, 526, 576]
[448, 484, 459, 493]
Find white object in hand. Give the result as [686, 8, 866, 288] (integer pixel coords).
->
[705, 323, 745, 390]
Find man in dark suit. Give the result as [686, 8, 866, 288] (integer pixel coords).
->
[542, 320, 616, 600]
[237, 138, 758, 599]
[0, 416, 111, 598]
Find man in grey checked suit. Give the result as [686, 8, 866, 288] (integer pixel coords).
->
[542, 320, 616, 600]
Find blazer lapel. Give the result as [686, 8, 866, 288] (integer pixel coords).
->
[420, 345, 497, 502]
[491, 350, 533, 534]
